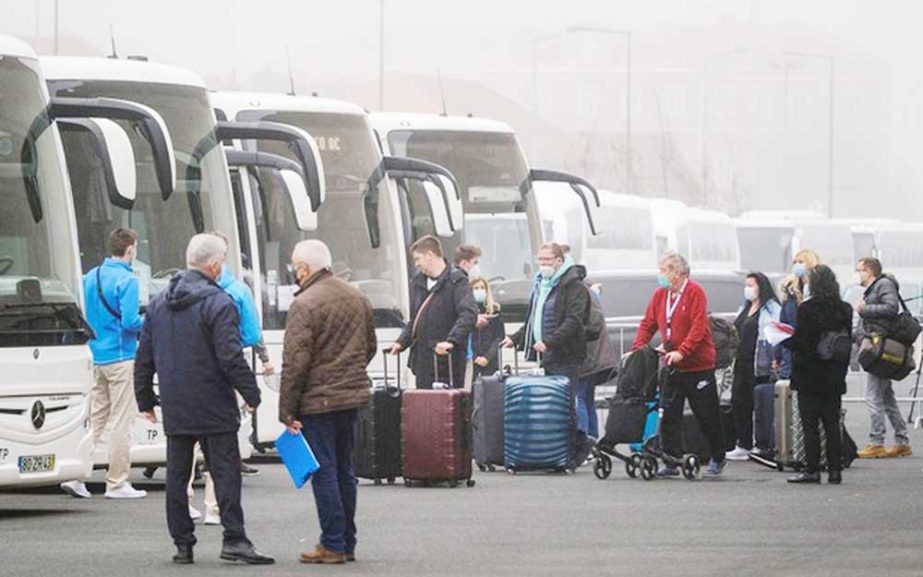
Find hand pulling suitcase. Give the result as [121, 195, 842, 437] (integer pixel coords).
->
[401, 353, 475, 487]
[354, 350, 403, 485]
[504, 365, 576, 473]
[472, 346, 508, 471]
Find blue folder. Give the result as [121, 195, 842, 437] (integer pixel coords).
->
[275, 430, 320, 489]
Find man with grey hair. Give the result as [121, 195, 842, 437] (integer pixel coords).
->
[136, 233, 274, 565]
[631, 251, 727, 476]
[280, 239, 376, 564]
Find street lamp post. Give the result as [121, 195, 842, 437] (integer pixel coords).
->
[783, 51, 835, 218]
[379, 0, 385, 110]
[567, 26, 631, 195]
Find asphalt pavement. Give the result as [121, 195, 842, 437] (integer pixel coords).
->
[3, 375, 923, 577]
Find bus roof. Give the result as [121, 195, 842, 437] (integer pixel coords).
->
[371, 112, 514, 135]
[0, 35, 37, 59]
[212, 91, 366, 118]
[41, 56, 207, 89]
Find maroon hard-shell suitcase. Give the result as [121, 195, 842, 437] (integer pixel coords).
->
[401, 364, 475, 487]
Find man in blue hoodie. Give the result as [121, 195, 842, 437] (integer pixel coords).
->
[61, 228, 146, 500]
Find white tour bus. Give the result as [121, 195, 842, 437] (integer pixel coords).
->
[876, 223, 923, 315]
[42, 58, 321, 469]
[372, 113, 599, 336]
[737, 211, 856, 294]
[213, 92, 462, 448]
[0, 37, 168, 487]
[648, 198, 744, 313]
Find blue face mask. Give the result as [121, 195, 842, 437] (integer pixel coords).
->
[472, 289, 486, 304]
[657, 273, 671, 289]
[792, 263, 807, 278]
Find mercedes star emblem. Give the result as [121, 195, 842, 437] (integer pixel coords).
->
[31, 401, 46, 430]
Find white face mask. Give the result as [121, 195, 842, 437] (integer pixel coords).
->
[467, 264, 482, 278]
[539, 265, 555, 279]
[744, 286, 758, 302]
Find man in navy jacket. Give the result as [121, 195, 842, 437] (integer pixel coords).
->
[135, 234, 272, 566]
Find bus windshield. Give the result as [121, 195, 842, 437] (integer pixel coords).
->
[737, 226, 793, 274]
[387, 130, 533, 280]
[235, 111, 405, 329]
[48, 80, 235, 304]
[0, 56, 86, 344]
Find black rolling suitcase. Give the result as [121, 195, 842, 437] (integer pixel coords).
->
[355, 350, 403, 485]
[472, 346, 509, 471]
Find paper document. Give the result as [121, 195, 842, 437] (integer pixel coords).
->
[763, 322, 795, 346]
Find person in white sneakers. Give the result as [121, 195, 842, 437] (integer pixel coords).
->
[61, 228, 147, 500]
[726, 272, 780, 461]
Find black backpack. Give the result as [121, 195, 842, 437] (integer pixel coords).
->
[816, 329, 851, 364]
[710, 314, 739, 370]
[614, 346, 660, 402]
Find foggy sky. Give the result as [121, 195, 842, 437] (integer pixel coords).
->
[4, 0, 923, 217]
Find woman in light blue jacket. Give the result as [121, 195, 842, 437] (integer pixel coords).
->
[725, 272, 781, 460]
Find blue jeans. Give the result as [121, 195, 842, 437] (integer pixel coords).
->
[865, 373, 910, 446]
[575, 377, 599, 438]
[301, 409, 359, 554]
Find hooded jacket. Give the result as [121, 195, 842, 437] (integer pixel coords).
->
[512, 259, 590, 367]
[135, 269, 260, 436]
[83, 258, 144, 365]
[278, 269, 376, 422]
[859, 274, 901, 338]
[217, 265, 262, 348]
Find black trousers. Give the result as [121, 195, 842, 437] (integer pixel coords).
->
[167, 433, 245, 547]
[661, 369, 725, 463]
[731, 363, 771, 450]
[798, 393, 843, 474]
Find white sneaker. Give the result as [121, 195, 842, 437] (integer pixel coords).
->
[104, 484, 147, 499]
[725, 446, 751, 461]
[189, 505, 203, 520]
[204, 512, 221, 526]
[60, 480, 91, 499]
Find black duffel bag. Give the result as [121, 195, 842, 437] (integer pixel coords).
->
[858, 334, 915, 380]
[888, 297, 922, 345]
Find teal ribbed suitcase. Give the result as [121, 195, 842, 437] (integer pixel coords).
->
[504, 376, 575, 472]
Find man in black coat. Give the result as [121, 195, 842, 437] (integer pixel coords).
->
[502, 243, 590, 379]
[135, 234, 273, 565]
[391, 235, 477, 389]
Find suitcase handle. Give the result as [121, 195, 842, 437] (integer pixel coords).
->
[381, 348, 401, 398]
[498, 343, 518, 377]
[432, 349, 454, 389]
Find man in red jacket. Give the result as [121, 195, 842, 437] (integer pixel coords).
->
[632, 252, 727, 476]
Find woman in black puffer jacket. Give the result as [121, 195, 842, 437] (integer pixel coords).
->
[783, 265, 852, 485]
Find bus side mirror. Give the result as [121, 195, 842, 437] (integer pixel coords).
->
[279, 168, 318, 231]
[57, 118, 137, 208]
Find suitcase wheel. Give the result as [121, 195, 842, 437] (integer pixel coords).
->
[466, 479, 476, 488]
[477, 463, 487, 472]
[594, 454, 612, 480]
[640, 457, 657, 481]
[487, 464, 496, 472]
[681, 455, 701, 480]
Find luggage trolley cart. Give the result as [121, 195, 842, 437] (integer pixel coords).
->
[593, 361, 701, 481]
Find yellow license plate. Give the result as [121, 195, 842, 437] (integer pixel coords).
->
[18, 454, 55, 473]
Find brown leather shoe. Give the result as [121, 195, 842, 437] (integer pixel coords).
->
[856, 444, 887, 459]
[885, 445, 913, 458]
[299, 545, 347, 565]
